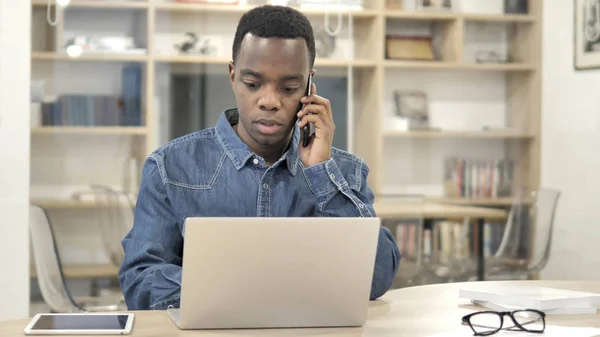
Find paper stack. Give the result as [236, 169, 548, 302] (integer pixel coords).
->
[459, 284, 600, 315]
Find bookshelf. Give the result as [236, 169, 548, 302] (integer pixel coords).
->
[29, 0, 543, 206]
[29, 0, 542, 278]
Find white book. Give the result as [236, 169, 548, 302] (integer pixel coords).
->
[472, 300, 598, 315]
[459, 284, 600, 310]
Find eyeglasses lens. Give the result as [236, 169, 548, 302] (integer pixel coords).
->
[469, 312, 502, 335]
[513, 310, 544, 332]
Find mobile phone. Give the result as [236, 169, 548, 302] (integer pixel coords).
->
[302, 74, 314, 147]
[24, 313, 135, 335]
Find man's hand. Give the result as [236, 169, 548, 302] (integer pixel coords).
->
[297, 82, 335, 168]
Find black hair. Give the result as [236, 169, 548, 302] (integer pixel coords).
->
[232, 5, 316, 68]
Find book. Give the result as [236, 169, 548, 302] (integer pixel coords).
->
[458, 284, 600, 310]
[472, 299, 598, 315]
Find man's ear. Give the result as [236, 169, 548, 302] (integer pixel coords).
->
[310, 68, 316, 77]
[228, 61, 235, 89]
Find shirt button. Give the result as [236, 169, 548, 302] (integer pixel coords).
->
[263, 183, 269, 189]
[329, 174, 335, 180]
[358, 203, 365, 209]
[253, 158, 259, 165]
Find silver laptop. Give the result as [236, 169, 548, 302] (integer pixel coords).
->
[167, 217, 381, 330]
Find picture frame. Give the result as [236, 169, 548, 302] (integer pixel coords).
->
[393, 90, 431, 130]
[418, 0, 453, 11]
[574, 0, 600, 70]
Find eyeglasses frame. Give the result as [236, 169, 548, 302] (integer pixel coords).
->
[461, 309, 546, 336]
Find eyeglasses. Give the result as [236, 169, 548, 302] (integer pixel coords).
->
[461, 309, 546, 336]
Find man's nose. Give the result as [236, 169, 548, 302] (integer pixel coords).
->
[258, 88, 281, 112]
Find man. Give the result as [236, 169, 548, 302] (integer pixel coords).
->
[118, 4, 401, 310]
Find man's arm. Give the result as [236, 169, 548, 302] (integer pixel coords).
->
[303, 158, 401, 300]
[118, 156, 183, 310]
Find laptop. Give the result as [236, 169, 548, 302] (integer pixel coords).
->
[167, 217, 381, 330]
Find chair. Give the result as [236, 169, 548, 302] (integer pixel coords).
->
[72, 185, 135, 269]
[29, 204, 126, 313]
[464, 187, 561, 281]
[90, 185, 135, 268]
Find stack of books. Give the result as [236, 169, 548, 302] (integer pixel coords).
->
[459, 284, 600, 315]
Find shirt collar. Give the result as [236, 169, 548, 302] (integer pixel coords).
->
[215, 108, 300, 176]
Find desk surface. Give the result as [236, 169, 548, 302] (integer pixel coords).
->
[2, 280, 599, 336]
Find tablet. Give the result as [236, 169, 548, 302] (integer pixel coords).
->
[24, 313, 134, 335]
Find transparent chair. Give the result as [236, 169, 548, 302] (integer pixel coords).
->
[29, 204, 126, 312]
[464, 187, 561, 281]
[72, 185, 135, 269]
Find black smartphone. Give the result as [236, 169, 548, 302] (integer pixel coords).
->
[302, 74, 314, 147]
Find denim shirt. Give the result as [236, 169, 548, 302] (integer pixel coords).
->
[119, 108, 401, 310]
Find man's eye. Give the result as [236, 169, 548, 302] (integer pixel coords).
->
[244, 82, 259, 89]
[283, 87, 297, 93]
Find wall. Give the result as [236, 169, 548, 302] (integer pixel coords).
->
[0, 0, 31, 321]
[540, 2, 600, 280]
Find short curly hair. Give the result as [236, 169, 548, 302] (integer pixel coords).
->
[232, 5, 316, 68]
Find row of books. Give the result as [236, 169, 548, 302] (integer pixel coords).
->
[39, 64, 142, 127]
[444, 157, 514, 199]
[392, 219, 523, 264]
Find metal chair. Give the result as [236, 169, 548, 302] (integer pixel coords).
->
[29, 204, 125, 313]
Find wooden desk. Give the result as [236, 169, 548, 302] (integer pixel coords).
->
[374, 199, 507, 220]
[2, 281, 598, 336]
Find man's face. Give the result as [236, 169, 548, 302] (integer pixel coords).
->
[229, 33, 312, 148]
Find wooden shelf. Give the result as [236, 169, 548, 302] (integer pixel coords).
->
[31, 126, 148, 135]
[384, 10, 535, 23]
[33, 0, 149, 9]
[385, 10, 458, 21]
[31, 198, 135, 209]
[383, 130, 535, 139]
[154, 54, 230, 64]
[31, 263, 119, 279]
[383, 60, 535, 71]
[374, 198, 507, 220]
[32, 51, 148, 62]
[459, 63, 537, 71]
[155, 55, 376, 68]
[429, 197, 517, 206]
[462, 13, 536, 23]
[154, 2, 377, 18]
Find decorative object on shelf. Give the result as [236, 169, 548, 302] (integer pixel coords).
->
[174, 32, 198, 53]
[386, 0, 403, 9]
[575, 0, 600, 69]
[386, 36, 435, 60]
[64, 36, 146, 57]
[173, 32, 217, 56]
[475, 50, 511, 64]
[393, 90, 435, 130]
[313, 25, 336, 58]
[504, 0, 527, 14]
[418, 0, 454, 11]
[175, 0, 239, 4]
